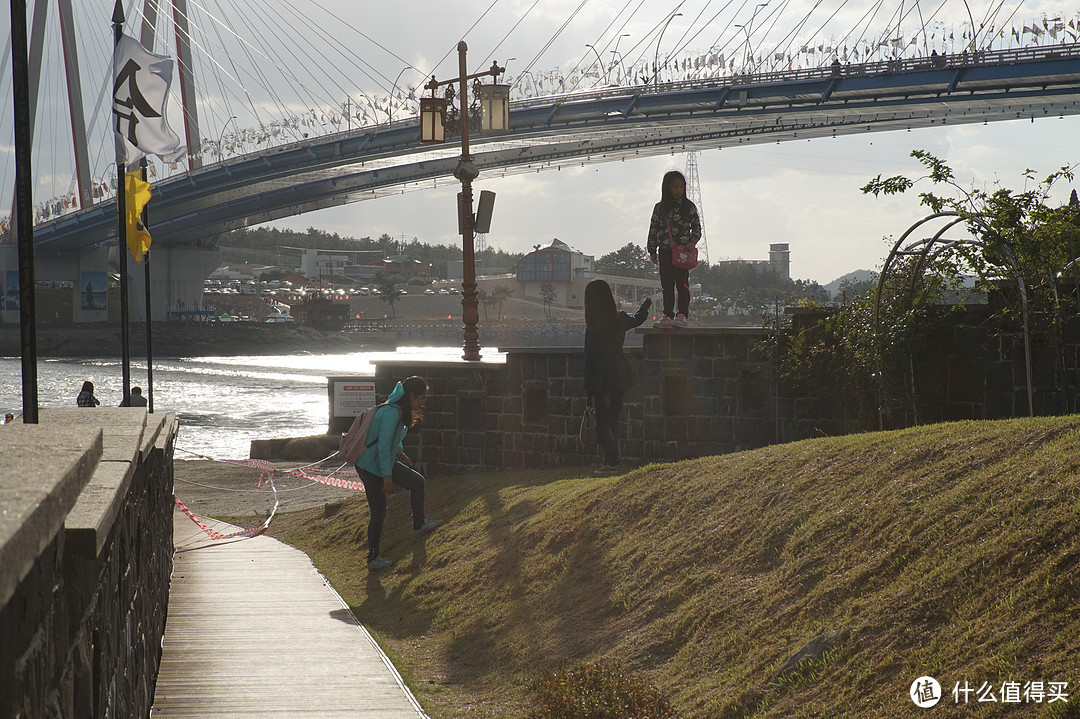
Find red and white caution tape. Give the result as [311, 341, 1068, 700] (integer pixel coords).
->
[286, 466, 367, 491]
[173, 448, 364, 540]
[174, 493, 275, 541]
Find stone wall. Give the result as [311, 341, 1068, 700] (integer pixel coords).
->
[370, 308, 1075, 476]
[0, 410, 178, 719]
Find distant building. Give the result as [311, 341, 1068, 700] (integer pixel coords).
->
[769, 243, 791, 279]
[371, 255, 432, 278]
[209, 266, 253, 281]
[300, 249, 345, 282]
[715, 243, 791, 280]
[446, 260, 499, 281]
[514, 238, 594, 308]
[296, 248, 427, 283]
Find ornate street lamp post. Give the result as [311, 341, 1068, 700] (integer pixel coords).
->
[420, 42, 508, 361]
[217, 115, 236, 162]
[654, 12, 681, 87]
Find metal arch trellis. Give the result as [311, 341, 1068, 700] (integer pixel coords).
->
[873, 211, 1034, 418]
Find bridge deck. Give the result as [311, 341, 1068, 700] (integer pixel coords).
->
[152, 511, 427, 718]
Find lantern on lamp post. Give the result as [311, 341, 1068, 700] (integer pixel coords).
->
[419, 96, 446, 143]
[421, 43, 509, 361]
[479, 83, 510, 133]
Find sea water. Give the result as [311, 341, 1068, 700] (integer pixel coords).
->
[0, 346, 495, 460]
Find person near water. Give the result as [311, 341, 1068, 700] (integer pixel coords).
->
[354, 376, 443, 570]
[76, 380, 100, 408]
[120, 386, 148, 407]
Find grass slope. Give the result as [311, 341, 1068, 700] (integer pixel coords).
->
[268, 417, 1080, 718]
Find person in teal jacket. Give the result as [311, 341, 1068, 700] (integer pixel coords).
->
[356, 375, 442, 570]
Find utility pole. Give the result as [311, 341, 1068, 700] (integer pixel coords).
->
[13, 0, 39, 422]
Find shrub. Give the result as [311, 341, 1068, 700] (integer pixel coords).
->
[532, 662, 676, 718]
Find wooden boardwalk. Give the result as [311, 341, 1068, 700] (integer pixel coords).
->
[152, 511, 428, 718]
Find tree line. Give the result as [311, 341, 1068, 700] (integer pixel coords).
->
[219, 226, 829, 310]
[593, 241, 829, 314]
[218, 226, 524, 278]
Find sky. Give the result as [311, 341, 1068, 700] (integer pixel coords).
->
[3, 0, 1080, 286]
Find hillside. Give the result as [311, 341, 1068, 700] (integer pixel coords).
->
[823, 269, 877, 298]
[266, 417, 1080, 718]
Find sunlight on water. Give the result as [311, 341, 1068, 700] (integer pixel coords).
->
[1, 347, 505, 461]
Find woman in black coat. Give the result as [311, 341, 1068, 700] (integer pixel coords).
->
[583, 279, 651, 474]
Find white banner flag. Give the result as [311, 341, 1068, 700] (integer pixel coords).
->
[112, 34, 186, 165]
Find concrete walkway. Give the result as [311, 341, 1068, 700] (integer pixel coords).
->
[152, 510, 428, 718]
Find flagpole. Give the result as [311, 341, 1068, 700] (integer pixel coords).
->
[113, 0, 132, 405]
[12, 0, 39, 424]
[141, 159, 154, 413]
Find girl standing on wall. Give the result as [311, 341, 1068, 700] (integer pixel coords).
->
[583, 279, 651, 475]
[355, 375, 442, 570]
[646, 169, 701, 328]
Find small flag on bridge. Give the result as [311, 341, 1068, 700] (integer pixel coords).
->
[112, 35, 186, 165]
[124, 171, 152, 263]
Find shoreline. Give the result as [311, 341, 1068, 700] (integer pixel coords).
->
[0, 324, 397, 358]
[0, 319, 595, 359]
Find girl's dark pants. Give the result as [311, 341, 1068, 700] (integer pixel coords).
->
[658, 247, 691, 318]
[592, 390, 625, 466]
[358, 460, 426, 561]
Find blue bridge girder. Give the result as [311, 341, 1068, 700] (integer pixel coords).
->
[26, 43, 1080, 258]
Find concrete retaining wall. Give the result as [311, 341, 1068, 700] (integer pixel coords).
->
[0, 409, 178, 719]
[367, 308, 1074, 476]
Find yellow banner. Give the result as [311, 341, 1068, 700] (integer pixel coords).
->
[124, 171, 152, 263]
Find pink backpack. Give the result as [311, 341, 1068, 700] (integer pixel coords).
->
[337, 402, 390, 463]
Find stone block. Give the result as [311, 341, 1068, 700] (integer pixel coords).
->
[947, 356, 984, 403]
[65, 461, 135, 560]
[462, 432, 485, 449]
[945, 402, 982, 421]
[498, 414, 522, 433]
[502, 395, 523, 415]
[985, 391, 1015, 419]
[733, 417, 769, 448]
[0, 424, 101, 608]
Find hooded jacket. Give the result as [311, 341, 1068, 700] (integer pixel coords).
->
[356, 381, 409, 478]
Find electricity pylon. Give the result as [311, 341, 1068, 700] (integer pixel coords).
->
[684, 151, 709, 264]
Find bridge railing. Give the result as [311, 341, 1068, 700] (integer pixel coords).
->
[506, 42, 1080, 110]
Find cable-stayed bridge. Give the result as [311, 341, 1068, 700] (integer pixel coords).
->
[3, 1, 1080, 321]
[26, 43, 1080, 256]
